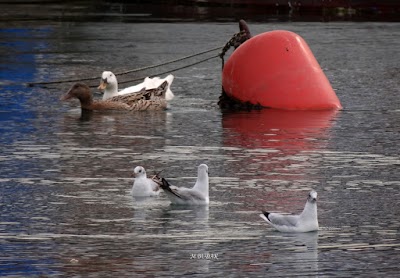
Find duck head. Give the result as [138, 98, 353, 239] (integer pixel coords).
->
[98, 71, 118, 92]
[61, 83, 93, 108]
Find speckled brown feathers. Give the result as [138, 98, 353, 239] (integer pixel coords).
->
[61, 81, 168, 111]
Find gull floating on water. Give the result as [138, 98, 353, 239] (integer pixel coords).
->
[259, 191, 319, 233]
[131, 166, 161, 197]
[160, 164, 209, 205]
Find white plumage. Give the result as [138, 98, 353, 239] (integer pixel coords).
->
[98, 71, 174, 101]
[160, 164, 209, 205]
[131, 166, 161, 197]
[259, 191, 319, 233]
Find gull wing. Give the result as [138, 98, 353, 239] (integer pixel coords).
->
[262, 211, 299, 227]
[174, 187, 207, 202]
[161, 178, 206, 202]
[269, 213, 299, 227]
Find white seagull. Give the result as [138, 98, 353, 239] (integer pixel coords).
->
[160, 164, 209, 205]
[131, 166, 161, 197]
[259, 191, 319, 233]
[98, 71, 174, 101]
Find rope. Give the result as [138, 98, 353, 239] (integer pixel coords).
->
[119, 54, 219, 85]
[116, 46, 221, 76]
[87, 54, 219, 88]
[26, 30, 246, 88]
[27, 46, 222, 87]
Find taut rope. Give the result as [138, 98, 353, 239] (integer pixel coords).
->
[27, 46, 222, 87]
[26, 28, 247, 88]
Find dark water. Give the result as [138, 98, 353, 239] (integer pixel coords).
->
[1, 11, 400, 277]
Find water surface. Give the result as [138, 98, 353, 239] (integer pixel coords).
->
[1, 15, 400, 277]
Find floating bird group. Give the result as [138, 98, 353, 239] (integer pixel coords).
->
[61, 80, 169, 111]
[160, 164, 209, 205]
[60, 71, 319, 233]
[132, 164, 209, 205]
[131, 163, 318, 233]
[61, 71, 175, 111]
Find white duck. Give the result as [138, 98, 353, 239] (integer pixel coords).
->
[98, 71, 174, 101]
[160, 164, 209, 205]
[131, 166, 161, 197]
[259, 190, 319, 233]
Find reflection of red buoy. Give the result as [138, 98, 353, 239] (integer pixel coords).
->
[222, 109, 339, 180]
[222, 30, 342, 110]
[223, 109, 338, 150]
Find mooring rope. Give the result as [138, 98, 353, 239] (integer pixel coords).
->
[27, 46, 223, 87]
[118, 54, 219, 85]
[85, 54, 219, 89]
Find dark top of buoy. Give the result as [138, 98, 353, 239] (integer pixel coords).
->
[239, 20, 251, 39]
[234, 20, 252, 49]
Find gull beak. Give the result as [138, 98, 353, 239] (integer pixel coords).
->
[98, 78, 107, 91]
[309, 192, 318, 202]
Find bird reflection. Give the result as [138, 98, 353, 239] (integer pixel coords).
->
[79, 109, 94, 121]
[266, 232, 319, 275]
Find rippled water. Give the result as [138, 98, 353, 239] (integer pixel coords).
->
[1, 12, 400, 277]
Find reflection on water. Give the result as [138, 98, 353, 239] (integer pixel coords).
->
[222, 109, 337, 179]
[264, 232, 319, 275]
[222, 109, 337, 149]
[0, 15, 400, 277]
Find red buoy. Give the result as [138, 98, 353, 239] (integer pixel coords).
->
[222, 30, 342, 110]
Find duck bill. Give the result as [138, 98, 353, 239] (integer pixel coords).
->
[98, 80, 107, 91]
[60, 92, 72, 101]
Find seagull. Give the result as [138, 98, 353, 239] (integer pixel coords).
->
[259, 191, 319, 232]
[131, 166, 161, 197]
[160, 164, 209, 205]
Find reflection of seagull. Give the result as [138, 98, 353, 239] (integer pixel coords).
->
[160, 164, 209, 205]
[259, 191, 319, 232]
[267, 232, 319, 275]
[131, 166, 161, 197]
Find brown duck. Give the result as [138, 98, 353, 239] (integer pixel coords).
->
[60, 81, 168, 111]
